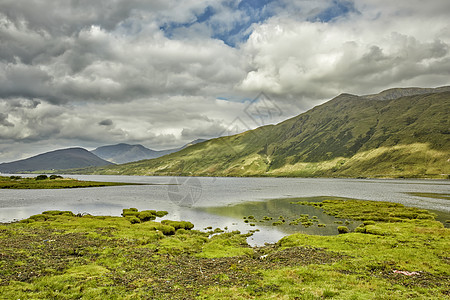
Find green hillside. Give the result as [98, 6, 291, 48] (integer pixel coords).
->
[74, 87, 450, 178]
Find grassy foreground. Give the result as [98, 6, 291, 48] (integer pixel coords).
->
[0, 200, 449, 299]
[0, 175, 138, 189]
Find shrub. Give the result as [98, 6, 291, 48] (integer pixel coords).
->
[272, 221, 283, 226]
[337, 226, 349, 234]
[9, 176, 21, 180]
[35, 175, 48, 180]
[49, 175, 63, 180]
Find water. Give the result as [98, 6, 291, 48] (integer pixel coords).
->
[0, 175, 449, 246]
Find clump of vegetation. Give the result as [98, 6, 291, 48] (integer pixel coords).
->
[161, 220, 194, 230]
[42, 210, 75, 217]
[35, 174, 48, 180]
[155, 210, 168, 218]
[122, 208, 169, 224]
[337, 226, 349, 234]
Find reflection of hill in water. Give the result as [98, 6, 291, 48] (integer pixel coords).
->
[201, 197, 361, 236]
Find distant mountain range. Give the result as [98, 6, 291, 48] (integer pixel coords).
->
[91, 139, 207, 164]
[73, 86, 450, 178]
[0, 139, 208, 174]
[0, 148, 113, 173]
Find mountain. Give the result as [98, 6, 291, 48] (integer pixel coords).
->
[0, 148, 114, 173]
[91, 139, 208, 164]
[67, 86, 450, 178]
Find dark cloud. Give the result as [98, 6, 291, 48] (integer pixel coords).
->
[99, 119, 113, 126]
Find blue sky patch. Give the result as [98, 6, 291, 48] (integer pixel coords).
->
[311, 0, 359, 22]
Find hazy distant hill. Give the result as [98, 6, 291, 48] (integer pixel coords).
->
[0, 148, 113, 173]
[91, 139, 208, 164]
[66, 87, 450, 178]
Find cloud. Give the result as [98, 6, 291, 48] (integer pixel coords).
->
[98, 119, 113, 126]
[0, 0, 449, 162]
[238, 4, 450, 98]
[0, 113, 14, 127]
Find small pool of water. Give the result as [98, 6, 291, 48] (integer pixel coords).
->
[200, 198, 362, 245]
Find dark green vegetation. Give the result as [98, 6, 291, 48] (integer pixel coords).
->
[0, 175, 136, 189]
[1, 199, 449, 299]
[0, 148, 113, 174]
[69, 87, 450, 178]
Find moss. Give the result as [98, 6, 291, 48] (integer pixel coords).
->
[127, 216, 141, 224]
[137, 211, 157, 222]
[155, 211, 168, 218]
[161, 220, 194, 230]
[42, 210, 75, 216]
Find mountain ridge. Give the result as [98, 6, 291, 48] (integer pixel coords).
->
[91, 139, 208, 164]
[0, 148, 113, 173]
[72, 86, 450, 178]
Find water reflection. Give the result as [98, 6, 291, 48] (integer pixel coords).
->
[201, 197, 361, 237]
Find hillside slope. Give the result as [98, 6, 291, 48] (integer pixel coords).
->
[73, 87, 450, 178]
[0, 148, 113, 173]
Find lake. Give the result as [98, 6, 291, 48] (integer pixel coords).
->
[0, 175, 449, 246]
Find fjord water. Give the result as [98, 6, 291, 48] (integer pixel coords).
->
[0, 175, 448, 245]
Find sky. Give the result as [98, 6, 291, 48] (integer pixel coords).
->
[0, 0, 449, 163]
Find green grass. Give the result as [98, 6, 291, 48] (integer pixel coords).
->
[0, 175, 139, 189]
[1, 199, 449, 299]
